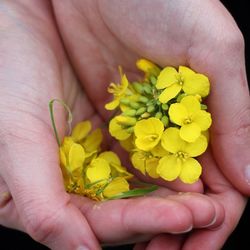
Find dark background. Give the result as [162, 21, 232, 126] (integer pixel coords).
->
[0, 0, 249, 249]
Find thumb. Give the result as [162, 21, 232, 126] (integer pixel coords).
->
[1, 130, 100, 250]
[189, 3, 250, 194]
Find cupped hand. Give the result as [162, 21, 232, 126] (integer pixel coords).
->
[0, 1, 226, 250]
[51, 0, 248, 249]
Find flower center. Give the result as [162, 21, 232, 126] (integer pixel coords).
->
[175, 151, 189, 160]
[183, 117, 192, 124]
[176, 74, 184, 86]
[145, 134, 158, 141]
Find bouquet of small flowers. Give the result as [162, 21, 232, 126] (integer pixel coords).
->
[50, 58, 212, 201]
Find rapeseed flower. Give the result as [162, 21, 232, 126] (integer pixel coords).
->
[158, 127, 207, 183]
[169, 95, 212, 142]
[156, 66, 210, 103]
[134, 117, 164, 151]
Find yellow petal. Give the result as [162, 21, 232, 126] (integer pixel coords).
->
[161, 127, 183, 153]
[169, 103, 188, 126]
[134, 117, 164, 151]
[157, 155, 181, 181]
[86, 158, 111, 183]
[109, 117, 131, 140]
[193, 110, 212, 131]
[185, 135, 208, 157]
[150, 142, 168, 157]
[183, 74, 210, 97]
[99, 151, 121, 166]
[136, 58, 161, 77]
[59, 147, 67, 167]
[156, 67, 178, 89]
[103, 177, 130, 198]
[179, 66, 195, 76]
[61, 136, 74, 155]
[71, 121, 91, 142]
[158, 83, 182, 103]
[146, 158, 160, 178]
[131, 151, 146, 175]
[119, 136, 134, 152]
[68, 143, 85, 172]
[180, 123, 201, 142]
[180, 95, 201, 114]
[105, 99, 120, 110]
[82, 128, 103, 153]
[179, 158, 202, 184]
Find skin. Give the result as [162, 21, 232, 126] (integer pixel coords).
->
[0, 0, 249, 249]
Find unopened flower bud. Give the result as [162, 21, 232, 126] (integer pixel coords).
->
[143, 84, 152, 94]
[150, 76, 157, 85]
[141, 112, 151, 118]
[123, 109, 137, 116]
[161, 116, 169, 127]
[147, 105, 155, 113]
[120, 98, 130, 105]
[161, 103, 169, 111]
[155, 112, 162, 119]
[133, 82, 144, 94]
[136, 107, 147, 115]
[129, 102, 141, 109]
[116, 116, 137, 126]
[139, 96, 149, 103]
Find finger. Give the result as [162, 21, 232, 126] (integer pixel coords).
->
[72, 190, 221, 245]
[0, 176, 24, 231]
[187, 1, 250, 194]
[1, 135, 100, 250]
[144, 234, 184, 250]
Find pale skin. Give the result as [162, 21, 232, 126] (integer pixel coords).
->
[0, 0, 249, 250]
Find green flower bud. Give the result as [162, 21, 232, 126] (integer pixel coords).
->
[126, 126, 134, 133]
[120, 98, 130, 105]
[141, 112, 151, 118]
[123, 109, 137, 116]
[143, 84, 152, 94]
[161, 103, 169, 111]
[155, 112, 162, 119]
[133, 82, 144, 94]
[201, 104, 207, 110]
[129, 102, 141, 109]
[156, 100, 161, 105]
[176, 93, 187, 102]
[161, 116, 169, 127]
[139, 96, 149, 103]
[150, 76, 157, 85]
[136, 107, 147, 115]
[147, 105, 155, 113]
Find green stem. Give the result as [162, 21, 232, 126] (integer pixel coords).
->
[49, 99, 73, 146]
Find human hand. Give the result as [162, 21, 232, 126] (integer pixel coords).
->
[0, 1, 224, 250]
[50, 0, 248, 249]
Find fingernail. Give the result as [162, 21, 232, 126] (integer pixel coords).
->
[77, 246, 90, 250]
[245, 164, 250, 185]
[171, 225, 193, 234]
[201, 215, 217, 228]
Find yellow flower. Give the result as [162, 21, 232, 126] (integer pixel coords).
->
[109, 116, 135, 140]
[136, 58, 161, 78]
[105, 74, 129, 110]
[103, 177, 130, 198]
[99, 151, 133, 179]
[131, 150, 160, 178]
[156, 66, 210, 103]
[60, 136, 85, 174]
[134, 117, 164, 151]
[169, 95, 212, 142]
[158, 127, 207, 184]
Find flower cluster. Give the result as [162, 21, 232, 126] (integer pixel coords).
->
[105, 59, 212, 184]
[59, 120, 133, 201]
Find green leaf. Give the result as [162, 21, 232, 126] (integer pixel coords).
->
[107, 185, 158, 200]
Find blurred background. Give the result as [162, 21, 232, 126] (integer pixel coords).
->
[0, 0, 249, 249]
